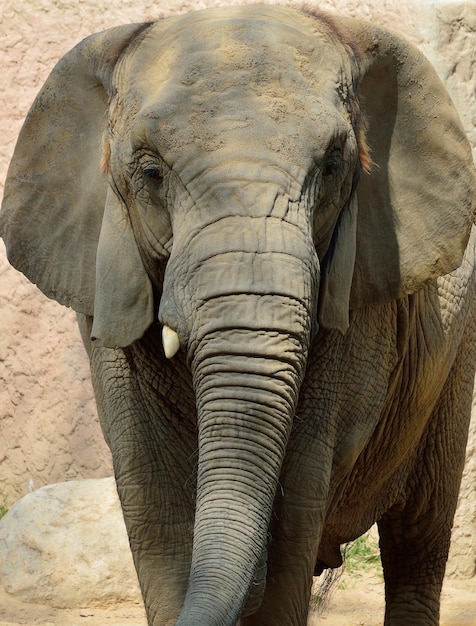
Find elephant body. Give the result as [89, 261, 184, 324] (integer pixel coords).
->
[2, 5, 475, 626]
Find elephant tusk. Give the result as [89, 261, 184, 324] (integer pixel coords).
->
[162, 325, 180, 359]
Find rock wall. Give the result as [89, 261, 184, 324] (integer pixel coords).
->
[1, 0, 475, 579]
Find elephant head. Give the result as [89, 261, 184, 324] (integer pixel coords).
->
[1, 5, 474, 625]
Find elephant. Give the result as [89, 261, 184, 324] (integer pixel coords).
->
[1, 4, 475, 625]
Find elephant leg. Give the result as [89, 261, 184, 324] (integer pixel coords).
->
[378, 337, 475, 626]
[88, 336, 197, 626]
[378, 508, 449, 626]
[242, 507, 321, 626]
[113, 415, 196, 626]
[242, 430, 333, 626]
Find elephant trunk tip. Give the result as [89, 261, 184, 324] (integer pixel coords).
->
[162, 324, 180, 358]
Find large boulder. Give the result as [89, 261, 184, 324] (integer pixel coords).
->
[0, 478, 142, 608]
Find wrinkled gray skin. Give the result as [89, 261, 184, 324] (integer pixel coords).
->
[1, 5, 476, 626]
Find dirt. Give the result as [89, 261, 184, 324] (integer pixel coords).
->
[0, 572, 474, 626]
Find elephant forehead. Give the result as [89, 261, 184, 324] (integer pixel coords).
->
[133, 14, 343, 103]
[123, 9, 350, 165]
[131, 6, 344, 94]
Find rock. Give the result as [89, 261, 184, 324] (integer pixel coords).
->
[0, 478, 142, 609]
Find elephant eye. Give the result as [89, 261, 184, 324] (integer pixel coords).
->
[323, 149, 342, 176]
[143, 165, 163, 183]
[137, 160, 167, 210]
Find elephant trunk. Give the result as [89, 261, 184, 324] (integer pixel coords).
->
[180, 322, 311, 625]
[161, 214, 318, 625]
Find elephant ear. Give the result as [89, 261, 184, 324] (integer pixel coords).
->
[92, 187, 154, 346]
[336, 17, 475, 311]
[318, 195, 358, 334]
[0, 23, 154, 347]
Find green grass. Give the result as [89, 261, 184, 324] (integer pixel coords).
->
[343, 531, 382, 577]
[311, 531, 383, 611]
[0, 505, 8, 520]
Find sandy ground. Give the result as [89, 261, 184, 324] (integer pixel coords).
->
[0, 572, 474, 626]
